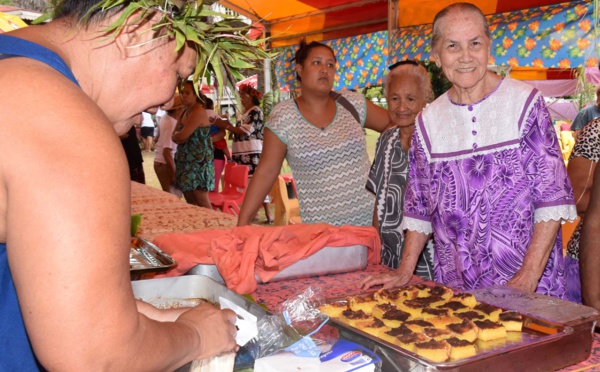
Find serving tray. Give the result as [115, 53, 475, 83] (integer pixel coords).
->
[130, 237, 176, 280]
[324, 294, 574, 371]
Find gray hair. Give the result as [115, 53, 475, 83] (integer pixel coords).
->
[384, 63, 434, 103]
[431, 3, 490, 53]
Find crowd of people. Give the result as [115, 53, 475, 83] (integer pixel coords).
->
[2, 0, 600, 370]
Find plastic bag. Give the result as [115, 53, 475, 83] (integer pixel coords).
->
[234, 286, 329, 370]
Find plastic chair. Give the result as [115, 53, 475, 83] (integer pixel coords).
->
[209, 164, 249, 215]
[270, 175, 301, 225]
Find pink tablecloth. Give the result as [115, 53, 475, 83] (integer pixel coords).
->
[251, 264, 600, 371]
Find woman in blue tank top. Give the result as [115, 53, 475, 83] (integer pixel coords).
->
[0, 1, 249, 370]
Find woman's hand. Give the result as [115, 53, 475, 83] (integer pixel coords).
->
[176, 303, 239, 360]
[506, 270, 539, 293]
[358, 269, 413, 291]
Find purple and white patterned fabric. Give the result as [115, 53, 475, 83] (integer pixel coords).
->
[403, 78, 577, 299]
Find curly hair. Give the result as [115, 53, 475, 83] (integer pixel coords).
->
[239, 83, 262, 106]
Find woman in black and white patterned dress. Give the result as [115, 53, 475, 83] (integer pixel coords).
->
[366, 61, 435, 278]
[565, 117, 600, 303]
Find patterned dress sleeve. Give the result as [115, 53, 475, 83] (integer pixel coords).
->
[264, 101, 290, 145]
[403, 117, 433, 234]
[340, 90, 368, 126]
[521, 96, 577, 223]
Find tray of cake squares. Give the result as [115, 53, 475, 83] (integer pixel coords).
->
[319, 283, 573, 371]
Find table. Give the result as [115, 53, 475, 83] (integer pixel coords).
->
[132, 182, 600, 370]
[251, 265, 600, 371]
[130, 181, 237, 240]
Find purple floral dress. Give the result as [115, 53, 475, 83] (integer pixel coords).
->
[403, 78, 577, 300]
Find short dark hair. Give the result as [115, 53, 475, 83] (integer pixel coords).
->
[50, 0, 123, 25]
[204, 97, 214, 110]
[292, 39, 336, 82]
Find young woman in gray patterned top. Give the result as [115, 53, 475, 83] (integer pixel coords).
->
[236, 40, 390, 227]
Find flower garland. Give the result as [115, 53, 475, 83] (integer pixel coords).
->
[238, 83, 262, 100]
[37, 0, 274, 101]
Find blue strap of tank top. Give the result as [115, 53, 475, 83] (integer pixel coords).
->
[0, 34, 80, 87]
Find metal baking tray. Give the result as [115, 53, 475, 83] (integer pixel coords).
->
[324, 295, 574, 371]
[131, 275, 269, 372]
[130, 237, 176, 280]
[187, 245, 368, 284]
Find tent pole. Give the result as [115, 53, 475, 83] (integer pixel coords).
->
[388, 0, 398, 63]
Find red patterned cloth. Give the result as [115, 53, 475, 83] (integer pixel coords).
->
[153, 223, 381, 293]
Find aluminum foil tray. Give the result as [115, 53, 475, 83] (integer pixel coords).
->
[130, 237, 176, 280]
[187, 245, 368, 284]
[325, 294, 574, 371]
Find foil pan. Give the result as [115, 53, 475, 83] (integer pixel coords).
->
[187, 245, 368, 284]
[324, 294, 575, 371]
[130, 237, 176, 280]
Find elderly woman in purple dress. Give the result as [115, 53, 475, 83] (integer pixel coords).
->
[360, 2, 577, 301]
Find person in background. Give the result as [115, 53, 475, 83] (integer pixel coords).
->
[360, 3, 576, 301]
[217, 83, 274, 223]
[120, 113, 146, 184]
[580, 166, 600, 311]
[570, 85, 600, 140]
[140, 111, 156, 151]
[172, 81, 215, 208]
[154, 95, 185, 196]
[0, 1, 237, 370]
[366, 60, 434, 278]
[205, 97, 231, 192]
[229, 41, 389, 227]
[564, 116, 600, 303]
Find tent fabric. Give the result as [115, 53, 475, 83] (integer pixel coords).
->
[272, 0, 597, 91]
[391, 0, 597, 70]
[221, 0, 581, 48]
[274, 30, 389, 91]
[220, 0, 388, 48]
[0, 12, 27, 33]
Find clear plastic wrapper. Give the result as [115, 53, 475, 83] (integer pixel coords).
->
[235, 286, 329, 370]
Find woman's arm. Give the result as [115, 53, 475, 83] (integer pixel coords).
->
[567, 157, 596, 215]
[4, 71, 236, 371]
[172, 106, 209, 144]
[237, 129, 287, 226]
[580, 166, 600, 310]
[214, 116, 248, 136]
[506, 220, 560, 292]
[364, 99, 391, 133]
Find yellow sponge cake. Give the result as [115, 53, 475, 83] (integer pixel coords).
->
[379, 308, 412, 328]
[372, 303, 397, 320]
[421, 307, 451, 320]
[446, 318, 479, 343]
[318, 301, 347, 318]
[348, 293, 377, 315]
[499, 311, 523, 332]
[427, 285, 454, 301]
[374, 288, 406, 305]
[404, 319, 434, 333]
[474, 319, 507, 341]
[359, 318, 391, 338]
[473, 303, 502, 322]
[423, 327, 455, 341]
[414, 339, 451, 362]
[339, 309, 372, 328]
[379, 324, 414, 345]
[397, 332, 430, 352]
[446, 337, 477, 360]
[451, 293, 477, 308]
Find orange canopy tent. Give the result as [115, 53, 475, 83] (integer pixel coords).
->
[0, 11, 27, 33]
[221, 0, 577, 48]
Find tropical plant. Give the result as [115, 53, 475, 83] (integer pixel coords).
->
[36, 0, 274, 103]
